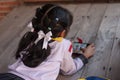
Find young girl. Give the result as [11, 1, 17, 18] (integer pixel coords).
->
[0, 4, 95, 80]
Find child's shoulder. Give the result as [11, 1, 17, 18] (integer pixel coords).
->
[62, 38, 71, 44]
[61, 38, 72, 47]
[50, 38, 71, 48]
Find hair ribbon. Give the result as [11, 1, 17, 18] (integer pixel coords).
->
[34, 30, 52, 49]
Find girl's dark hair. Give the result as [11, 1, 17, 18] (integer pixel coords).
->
[15, 4, 73, 67]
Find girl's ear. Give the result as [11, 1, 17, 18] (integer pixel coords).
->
[60, 30, 66, 37]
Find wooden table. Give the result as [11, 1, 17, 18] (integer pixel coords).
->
[0, 4, 120, 80]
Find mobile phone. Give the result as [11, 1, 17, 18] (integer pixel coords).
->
[73, 42, 90, 53]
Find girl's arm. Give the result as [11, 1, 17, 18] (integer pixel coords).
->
[60, 49, 85, 75]
[60, 43, 95, 75]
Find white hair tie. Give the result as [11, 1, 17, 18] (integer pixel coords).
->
[27, 22, 34, 32]
[35, 30, 52, 49]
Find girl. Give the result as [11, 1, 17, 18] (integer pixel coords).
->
[0, 4, 95, 80]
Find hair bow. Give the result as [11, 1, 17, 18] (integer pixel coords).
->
[27, 22, 52, 49]
[35, 31, 52, 49]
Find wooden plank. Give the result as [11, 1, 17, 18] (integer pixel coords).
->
[0, 27, 30, 73]
[0, 6, 38, 54]
[81, 16, 118, 78]
[60, 4, 77, 13]
[106, 5, 120, 79]
[66, 4, 91, 39]
[103, 4, 120, 79]
[80, 4, 120, 79]
[57, 4, 91, 80]
[75, 4, 107, 43]
[72, 4, 107, 78]
[104, 3, 120, 16]
[0, 6, 36, 35]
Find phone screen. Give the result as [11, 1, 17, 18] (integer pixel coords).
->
[73, 42, 89, 53]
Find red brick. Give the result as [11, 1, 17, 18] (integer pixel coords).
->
[24, 0, 71, 2]
[0, 15, 5, 21]
[0, 6, 13, 11]
[0, 1, 19, 6]
[0, 13, 7, 16]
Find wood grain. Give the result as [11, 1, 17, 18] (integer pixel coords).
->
[106, 4, 120, 79]
[75, 4, 107, 78]
[0, 27, 29, 72]
[81, 16, 118, 78]
[0, 6, 37, 54]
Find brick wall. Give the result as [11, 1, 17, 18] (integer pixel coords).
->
[23, 0, 120, 3]
[24, 0, 74, 3]
[0, 0, 19, 21]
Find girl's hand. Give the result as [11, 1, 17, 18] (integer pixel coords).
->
[83, 43, 95, 59]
